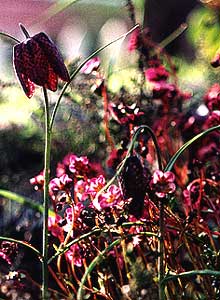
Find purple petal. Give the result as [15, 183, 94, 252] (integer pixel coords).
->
[33, 32, 70, 82]
[13, 44, 35, 98]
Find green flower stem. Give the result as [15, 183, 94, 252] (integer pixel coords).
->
[47, 227, 101, 264]
[158, 200, 165, 300]
[0, 32, 20, 43]
[76, 230, 158, 300]
[49, 24, 140, 131]
[42, 87, 51, 300]
[93, 125, 162, 203]
[158, 23, 188, 49]
[48, 225, 157, 265]
[165, 124, 220, 172]
[0, 236, 42, 260]
[162, 269, 220, 286]
[76, 239, 121, 300]
[0, 189, 46, 214]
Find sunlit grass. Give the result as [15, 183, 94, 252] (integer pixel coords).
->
[0, 87, 39, 127]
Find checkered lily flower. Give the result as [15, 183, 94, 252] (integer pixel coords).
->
[13, 31, 70, 98]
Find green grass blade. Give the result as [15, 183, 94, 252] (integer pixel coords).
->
[165, 125, 220, 172]
[0, 189, 54, 216]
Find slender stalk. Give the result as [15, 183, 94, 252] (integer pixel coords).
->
[42, 87, 51, 300]
[49, 24, 140, 131]
[0, 236, 42, 260]
[158, 200, 165, 300]
[0, 32, 20, 43]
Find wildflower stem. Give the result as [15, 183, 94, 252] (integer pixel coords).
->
[0, 236, 42, 260]
[49, 24, 140, 131]
[158, 200, 165, 300]
[0, 32, 20, 43]
[42, 87, 51, 300]
[93, 124, 162, 202]
[165, 124, 220, 172]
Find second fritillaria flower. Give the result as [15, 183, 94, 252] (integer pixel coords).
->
[13, 30, 70, 98]
[150, 170, 176, 198]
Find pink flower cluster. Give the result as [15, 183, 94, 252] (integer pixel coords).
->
[150, 170, 176, 198]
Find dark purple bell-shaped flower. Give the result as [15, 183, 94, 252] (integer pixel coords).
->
[13, 30, 70, 98]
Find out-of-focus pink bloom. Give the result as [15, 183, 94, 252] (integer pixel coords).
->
[48, 215, 63, 238]
[0, 241, 18, 265]
[204, 84, 220, 111]
[30, 171, 44, 191]
[13, 31, 70, 98]
[109, 102, 144, 125]
[128, 27, 141, 52]
[80, 57, 101, 74]
[97, 185, 122, 209]
[205, 110, 220, 127]
[152, 82, 176, 99]
[56, 153, 77, 177]
[65, 244, 82, 267]
[69, 155, 89, 176]
[107, 148, 125, 170]
[145, 65, 169, 82]
[150, 170, 176, 198]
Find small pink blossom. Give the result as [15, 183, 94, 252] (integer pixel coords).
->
[150, 170, 176, 198]
[49, 174, 73, 198]
[30, 171, 44, 191]
[204, 84, 220, 111]
[127, 27, 140, 52]
[97, 185, 122, 209]
[205, 110, 220, 127]
[65, 244, 82, 267]
[48, 215, 63, 238]
[69, 155, 89, 176]
[0, 241, 18, 265]
[87, 175, 106, 197]
[145, 65, 169, 82]
[80, 57, 101, 74]
[74, 179, 89, 201]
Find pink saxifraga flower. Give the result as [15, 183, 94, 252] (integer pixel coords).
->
[150, 170, 176, 198]
[30, 171, 44, 191]
[69, 155, 89, 176]
[127, 27, 141, 52]
[48, 215, 63, 238]
[13, 30, 70, 98]
[97, 185, 122, 209]
[145, 65, 169, 82]
[49, 174, 73, 198]
[80, 57, 101, 74]
[204, 83, 220, 111]
[66, 244, 83, 267]
[87, 175, 106, 197]
[0, 241, 18, 265]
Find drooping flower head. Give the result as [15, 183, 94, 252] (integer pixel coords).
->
[13, 24, 70, 98]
